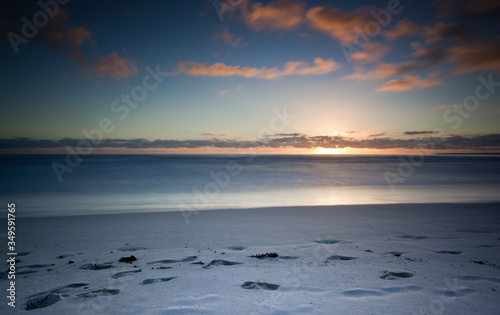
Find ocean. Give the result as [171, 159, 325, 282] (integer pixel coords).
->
[1, 154, 499, 217]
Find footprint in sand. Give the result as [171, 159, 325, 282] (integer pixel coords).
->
[384, 251, 405, 257]
[117, 246, 147, 252]
[343, 285, 420, 297]
[80, 263, 114, 270]
[227, 246, 246, 251]
[380, 271, 414, 280]
[26, 293, 63, 310]
[327, 255, 358, 261]
[25, 283, 89, 310]
[147, 256, 198, 265]
[142, 277, 176, 285]
[314, 240, 341, 244]
[397, 235, 428, 240]
[18, 264, 55, 269]
[435, 250, 462, 255]
[111, 269, 142, 279]
[202, 260, 242, 269]
[77, 288, 120, 298]
[34, 283, 89, 296]
[241, 281, 280, 290]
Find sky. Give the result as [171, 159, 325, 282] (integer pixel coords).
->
[0, 0, 499, 154]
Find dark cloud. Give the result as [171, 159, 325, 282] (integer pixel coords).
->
[2, 3, 137, 79]
[2, 134, 500, 151]
[403, 131, 438, 135]
[369, 132, 387, 137]
[427, 0, 500, 73]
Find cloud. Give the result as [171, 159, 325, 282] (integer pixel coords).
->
[345, 63, 399, 80]
[369, 132, 387, 137]
[346, 43, 445, 82]
[412, 47, 445, 64]
[422, 22, 457, 44]
[199, 133, 231, 137]
[175, 57, 340, 79]
[2, 6, 138, 80]
[426, 1, 500, 44]
[383, 19, 420, 41]
[29, 10, 98, 67]
[377, 75, 441, 92]
[65, 27, 95, 48]
[242, 0, 305, 31]
[306, 5, 371, 44]
[94, 52, 138, 79]
[3, 133, 500, 151]
[218, 84, 242, 96]
[403, 131, 438, 136]
[214, 27, 246, 47]
[350, 42, 389, 64]
[448, 44, 500, 74]
[434, 0, 500, 18]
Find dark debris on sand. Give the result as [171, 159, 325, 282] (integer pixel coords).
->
[472, 260, 500, 268]
[250, 252, 278, 258]
[119, 256, 138, 263]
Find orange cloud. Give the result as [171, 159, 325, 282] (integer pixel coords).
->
[350, 42, 389, 64]
[62, 27, 96, 65]
[423, 22, 455, 44]
[344, 63, 399, 80]
[377, 75, 441, 92]
[306, 6, 370, 44]
[412, 47, 445, 63]
[449, 44, 500, 74]
[65, 27, 95, 48]
[94, 52, 138, 79]
[175, 57, 340, 79]
[383, 19, 419, 41]
[214, 27, 245, 48]
[346, 47, 444, 81]
[243, 0, 305, 31]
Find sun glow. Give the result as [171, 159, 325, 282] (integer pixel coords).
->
[314, 147, 348, 154]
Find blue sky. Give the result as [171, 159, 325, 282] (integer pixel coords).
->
[1, 0, 499, 153]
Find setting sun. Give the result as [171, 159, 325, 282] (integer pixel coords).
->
[314, 147, 348, 154]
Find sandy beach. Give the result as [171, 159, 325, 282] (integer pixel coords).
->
[1, 202, 499, 314]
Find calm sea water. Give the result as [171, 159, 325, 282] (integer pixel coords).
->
[1, 154, 499, 217]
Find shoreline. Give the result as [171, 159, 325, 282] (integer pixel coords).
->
[4, 201, 500, 220]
